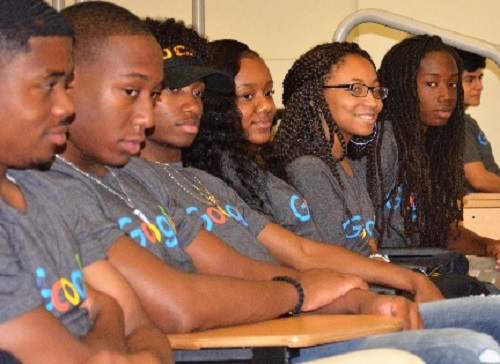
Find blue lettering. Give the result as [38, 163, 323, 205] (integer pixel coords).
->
[156, 215, 178, 248]
[343, 215, 362, 239]
[226, 205, 249, 227]
[290, 195, 311, 222]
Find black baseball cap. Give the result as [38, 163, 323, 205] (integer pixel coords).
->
[162, 45, 234, 94]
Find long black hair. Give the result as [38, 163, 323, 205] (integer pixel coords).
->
[183, 39, 274, 215]
[377, 34, 465, 247]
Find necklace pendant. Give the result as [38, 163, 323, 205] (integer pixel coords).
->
[133, 209, 150, 224]
[216, 204, 230, 216]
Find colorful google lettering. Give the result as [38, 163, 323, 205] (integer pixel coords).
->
[118, 205, 178, 248]
[35, 254, 86, 313]
[186, 203, 248, 232]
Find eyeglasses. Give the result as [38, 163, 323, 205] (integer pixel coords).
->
[322, 83, 389, 100]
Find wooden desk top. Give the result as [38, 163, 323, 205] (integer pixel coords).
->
[464, 193, 500, 208]
[168, 314, 404, 350]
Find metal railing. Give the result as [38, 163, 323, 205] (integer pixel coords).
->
[52, 0, 206, 36]
[52, 0, 89, 11]
[333, 8, 500, 67]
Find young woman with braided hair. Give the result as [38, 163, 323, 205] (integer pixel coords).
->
[183, 39, 447, 301]
[376, 35, 500, 265]
[269, 42, 385, 257]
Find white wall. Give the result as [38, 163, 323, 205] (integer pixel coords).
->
[53, 0, 500, 162]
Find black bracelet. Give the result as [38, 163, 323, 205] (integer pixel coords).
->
[272, 276, 304, 316]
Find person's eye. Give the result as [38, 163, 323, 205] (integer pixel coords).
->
[449, 82, 458, 88]
[426, 82, 437, 87]
[194, 90, 204, 98]
[464, 77, 473, 83]
[239, 93, 253, 100]
[42, 82, 57, 91]
[151, 90, 162, 100]
[125, 89, 140, 97]
[264, 90, 275, 98]
[351, 84, 364, 93]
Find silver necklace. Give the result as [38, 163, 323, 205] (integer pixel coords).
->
[157, 162, 229, 215]
[56, 155, 150, 224]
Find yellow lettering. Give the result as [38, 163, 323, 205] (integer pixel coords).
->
[162, 47, 173, 60]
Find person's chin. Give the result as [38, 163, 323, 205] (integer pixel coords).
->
[428, 119, 449, 128]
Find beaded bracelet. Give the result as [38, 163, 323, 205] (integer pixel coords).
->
[272, 275, 304, 316]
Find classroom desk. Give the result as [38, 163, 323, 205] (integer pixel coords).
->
[463, 193, 500, 288]
[169, 314, 404, 364]
[462, 193, 500, 239]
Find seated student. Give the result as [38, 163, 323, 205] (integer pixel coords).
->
[268, 39, 492, 298]
[456, 49, 500, 192]
[370, 35, 500, 262]
[270, 41, 387, 258]
[21, 10, 500, 363]
[178, 39, 446, 300]
[126, 20, 500, 363]
[0, 1, 171, 363]
[137, 20, 442, 302]
[25, 1, 363, 336]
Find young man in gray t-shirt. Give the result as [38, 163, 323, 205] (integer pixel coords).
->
[0, 1, 171, 363]
[457, 49, 500, 192]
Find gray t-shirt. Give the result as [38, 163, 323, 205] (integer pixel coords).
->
[46, 158, 202, 273]
[263, 172, 323, 242]
[4, 168, 120, 338]
[122, 158, 277, 265]
[464, 113, 500, 192]
[286, 155, 373, 255]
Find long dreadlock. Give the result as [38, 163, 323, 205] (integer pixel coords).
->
[268, 42, 382, 228]
[183, 39, 274, 215]
[377, 34, 465, 247]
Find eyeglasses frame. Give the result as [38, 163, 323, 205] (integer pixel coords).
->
[322, 83, 389, 100]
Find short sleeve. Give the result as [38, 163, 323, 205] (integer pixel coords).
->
[0, 226, 42, 324]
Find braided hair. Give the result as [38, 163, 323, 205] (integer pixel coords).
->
[268, 42, 382, 228]
[183, 39, 274, 215]
[0, 0, 73, 68]
[378, 34, 465, 247]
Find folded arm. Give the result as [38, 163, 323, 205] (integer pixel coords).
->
[464, 162, 500, 192]
[258, 223, 443, 302]
[107, 236, 366, 333]
[0, 307, 92, 364]
[84, 260, 172, 362]
[447, 223, 500, 268]
[312, 289, 423, 330]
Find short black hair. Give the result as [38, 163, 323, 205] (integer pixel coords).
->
[0, 0, 73, 68]
[455, 48, 486, 72]
[61, 1, 152, 67]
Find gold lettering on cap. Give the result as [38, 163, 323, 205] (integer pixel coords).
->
[162, 45, 194, 60]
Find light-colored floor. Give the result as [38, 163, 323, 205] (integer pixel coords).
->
[304, 348, 425, 364]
